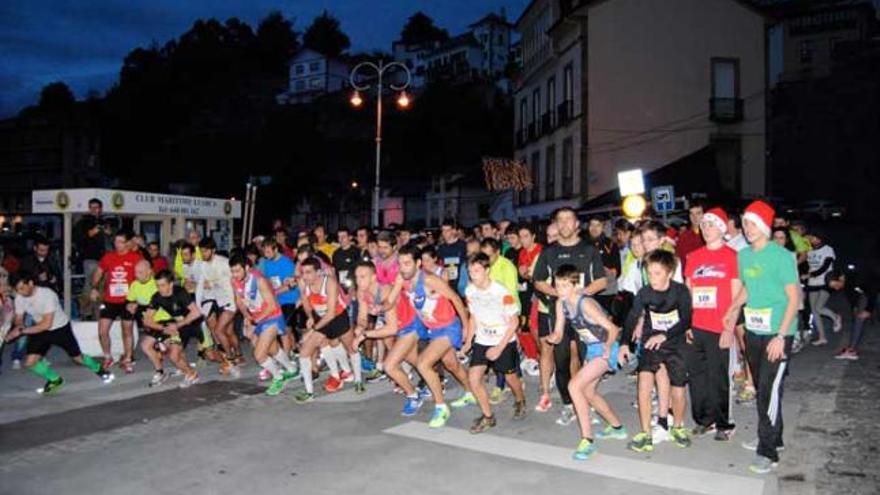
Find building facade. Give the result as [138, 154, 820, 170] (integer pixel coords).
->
[276, 49, 350, 105]
[513, 0, 768, 219]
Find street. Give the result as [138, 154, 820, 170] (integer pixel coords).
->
[2, 312, 877, 495]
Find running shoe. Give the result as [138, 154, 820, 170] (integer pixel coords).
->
[38, 377, 64, 395]
[295, 391, 315, 404]
[361, 355, 376, 372]
[627, 432, 654, 453]
[12, 359, 21, 370]
[671, 427, 692, 448]
[266, 379, 286, 396]
[282, 369, 301, 382]
[418, 386, 433, 401]
[556, 405, 576, 426]
[741, 438, 785, 452]
[692, 424, 716, 437]
[489, 387, 508, 405]
[714, 428, 736, 442]
[179, 373, 200, 389]
[354, 381, 366, 394]
[811, 338, 828, 347]
[428, 404, 451, 428]
[572, 438, 597, 460]
[737, 386, 756, 403]
[748, 455, 778, 474]
[258, 369, 272, 382]
[791, 340, 804, 354]
[535, 393, 552, 413]
[513, 400, 527, 420]
[832, 314, 842, 333]
[99, 369, 116, 384]
[451, 392, 477, 408]
[323, 375, 343, 393]
[401, 396, 423, 416]
[595, 425, 629, 440]
[340, 370, 355, 383]
[652, 425, 671, 444]
[469, 415, 496, 434]
[364, 369, 385, 383]
[149, 371, 168, 388]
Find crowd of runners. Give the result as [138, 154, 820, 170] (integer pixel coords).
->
[2, 197, 877, 475]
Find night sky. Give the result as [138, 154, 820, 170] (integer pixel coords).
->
[0, 0, 529, 118]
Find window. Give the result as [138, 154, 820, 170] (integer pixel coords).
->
[531, 151, 541, 204]
[563, 63, 574, 102]
[545, 145, 556, 201]
[295, 80, 306, 91]
[532, 88, 541, 127]
[546, 77, 556, 124]
[711, 58, 739, 99]
[800, 40, 815, 64]
[309, 61, 320, 72]
[497, 34, 504, 44]
[562, 137, 573, 197]
[309, 77, 323, 89]
[519, 98, 528, 131]
[295, 64, 305, 75]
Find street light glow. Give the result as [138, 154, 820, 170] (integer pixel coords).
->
[396, 91, 411, 109]
[351, 181, 359, 189]
[350, 91, 363, 107]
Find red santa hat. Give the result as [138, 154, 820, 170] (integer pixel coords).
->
[742, 200, 775, 238]
[702, 207, 729, 234]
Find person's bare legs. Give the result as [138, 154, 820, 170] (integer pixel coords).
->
[416, 338, 453, 405]
[539, 339, 555, 397]
[120, 320, 134, 363]
[385, 333, 420, 396]
[98, 318, 113, 361]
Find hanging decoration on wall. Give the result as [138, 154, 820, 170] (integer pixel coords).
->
[482, 157, 533, 191]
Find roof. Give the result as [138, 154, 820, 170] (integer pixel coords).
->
[469, 13, 514, 29]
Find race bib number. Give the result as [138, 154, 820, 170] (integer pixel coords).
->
[649, 310, 680, 332]
[478, 323, 505, 343]
[110, 283, 129, 298]
[444, 258, 460, 281]
[574, 327, 600, 344]
[692, 287, 718, 309]
[270, 276, 282, 289]
[744, 307, 773, 333]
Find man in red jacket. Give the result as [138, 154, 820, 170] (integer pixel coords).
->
[676, 202, 705, 272]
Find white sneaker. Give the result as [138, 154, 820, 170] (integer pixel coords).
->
[652, 425, 672, 443]
[179, 373, 200, 389]
[149, 371, 168, 388]
[556, 405, 576, 426]
[12, 359, 21, 370]
[832, 315, 843, 333]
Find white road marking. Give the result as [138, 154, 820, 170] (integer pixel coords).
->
[384, 421, 768, 495]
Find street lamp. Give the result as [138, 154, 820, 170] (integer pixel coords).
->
[349, 60, 412, 228]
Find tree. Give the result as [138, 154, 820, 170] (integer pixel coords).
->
[256, 11, 299, 75]
[38, 82, 75, 111]
[400, 12, 449, 46]
[303, 10, 350, 58]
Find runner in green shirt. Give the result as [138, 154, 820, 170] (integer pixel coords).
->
[725, 201, 800, 475]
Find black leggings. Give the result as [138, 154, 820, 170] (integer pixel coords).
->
[553, 323, 584, 405]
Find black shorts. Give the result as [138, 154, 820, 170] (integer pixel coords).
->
[100, 302, 134, 321]
[637, 343, 688, 387]
[538, 312, 553, 338]
[470, 342, 518, 374]
[168, 322, 204, 349]
[27, 323, 82, 357]
[317, 312, 351, 340]
[201, 299, 235, 318]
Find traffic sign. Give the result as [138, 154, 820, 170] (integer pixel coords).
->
[651, 185, 675, 214]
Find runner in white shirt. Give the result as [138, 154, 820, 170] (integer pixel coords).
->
[457, 253, 526, 433]
[194, 238, 241, 364]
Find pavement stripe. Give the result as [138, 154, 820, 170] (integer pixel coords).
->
[384, 421, 766, 495]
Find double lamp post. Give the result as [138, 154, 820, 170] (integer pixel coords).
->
[348, 60, 412, 228]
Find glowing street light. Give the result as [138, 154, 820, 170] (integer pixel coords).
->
[350, 91, 363, 108]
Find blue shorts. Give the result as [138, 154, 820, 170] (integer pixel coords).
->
[397, 318, 428, 340]
[424, 319, 463, 350]
[585, 341, 620, 371]
[255, 315, 287, 337]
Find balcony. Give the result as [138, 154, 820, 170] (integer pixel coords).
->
[557, 100, 574, 126]
[709, 98, 744, 123]
[528, 122, 538, 141]
[515, 128, 527, 149]
[541, 111, 555, 135]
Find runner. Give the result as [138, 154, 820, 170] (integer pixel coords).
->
[550, 265, 626, 460]
[805, 229, 839, 346]
[6, 272, 114, 394]
[296, 257, 357, 402]
[724, 200, 799, 474]
[829, 265, 878, 360]
[684, 208, 740, 441]
[313, 225, 337, 260]
[436, 219, 469, 295]
[125, 260, 158, 354]
[259, 239, 299, 357]
[141, 270, 205, 388]
[479, 237, 520, 405]
[387, 245, 473, 428]
[622, 249, 693, 453]
[676, 202, 705, 272]
[587, 216, 621, 313]
[419, 245, 446, 279]
[374, 231, 399, 288]
[532, 207, 607, 426]
[229, 255, 299, 397]
[91, 230, 142, 372]
[461, 253, 526, 434]
[194, 237, 241, 366]
[355, 226, 372, 262]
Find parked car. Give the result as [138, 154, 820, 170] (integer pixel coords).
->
[786, 200, 846, 221]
